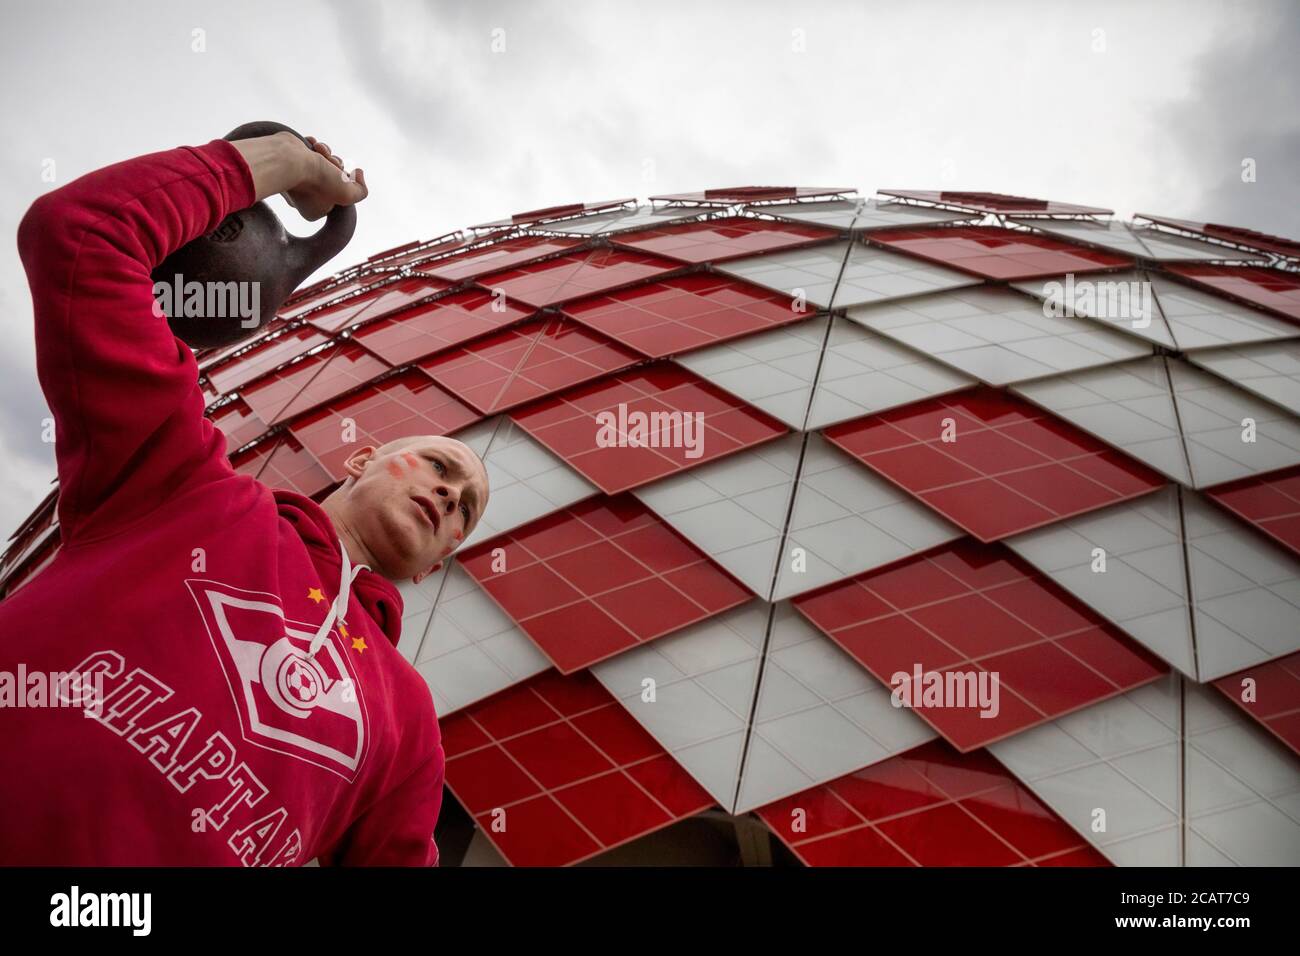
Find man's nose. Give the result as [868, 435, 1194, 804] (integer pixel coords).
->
[433, 483, 460, 513]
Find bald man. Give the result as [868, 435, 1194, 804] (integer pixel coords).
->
[323, 434, 489, 587]
[0, 130, 487, 866]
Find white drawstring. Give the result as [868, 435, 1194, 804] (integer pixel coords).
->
[307, 536, 369, 659]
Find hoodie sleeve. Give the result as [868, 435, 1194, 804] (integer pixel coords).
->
[324, 748, 446, 867]
[16, 140, 257, 544]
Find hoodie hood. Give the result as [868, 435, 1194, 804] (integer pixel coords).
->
[274, 489, 405, 648]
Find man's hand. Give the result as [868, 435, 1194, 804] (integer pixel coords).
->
[285, 134, 369, 221]
[230, 130, 368, 221]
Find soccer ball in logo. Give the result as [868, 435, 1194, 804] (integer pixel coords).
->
[258, 636, 336, 718]
[284, 659, 320, 704]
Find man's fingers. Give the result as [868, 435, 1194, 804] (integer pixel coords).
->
[285, 137, 368, 217]
[312, 141, 344, 169]
[338, 174, 367, 205]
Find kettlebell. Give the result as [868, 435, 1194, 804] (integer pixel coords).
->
[153, 121, 358, 349]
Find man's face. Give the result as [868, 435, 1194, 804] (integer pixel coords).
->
[341, 435, 490, 583]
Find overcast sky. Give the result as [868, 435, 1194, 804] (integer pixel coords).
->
[1, 0, 1297, 538]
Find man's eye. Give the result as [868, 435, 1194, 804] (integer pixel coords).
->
[424, 455, 445, 475]
[460, 504, 471, 523]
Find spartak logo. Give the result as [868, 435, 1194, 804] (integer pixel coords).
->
[185, 579, 369, 781]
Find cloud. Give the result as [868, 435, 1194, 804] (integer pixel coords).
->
[0, 0, 1296, 545]
[1156, 1, 1300, 237]
[0, 282, 55, 537]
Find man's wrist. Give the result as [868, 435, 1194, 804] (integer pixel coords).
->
[230, 133, 309, 203]
[272, 131, 311, 187]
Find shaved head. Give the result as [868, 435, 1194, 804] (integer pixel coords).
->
[321, 433, 490, 584]
[374, 434, 462, 457]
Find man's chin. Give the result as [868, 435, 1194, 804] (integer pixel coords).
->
[370, 553, 422, 582]
[367, 519, 428, 577]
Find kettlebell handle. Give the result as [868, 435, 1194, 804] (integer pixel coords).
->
[222, 121, 358, 284]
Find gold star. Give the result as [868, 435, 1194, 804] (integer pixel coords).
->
[351, 635, 368, 654]
[339, 622, 349, 639]
[307, 587, 325, 604]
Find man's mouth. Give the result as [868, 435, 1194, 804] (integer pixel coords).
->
[410, 495, 440, 535]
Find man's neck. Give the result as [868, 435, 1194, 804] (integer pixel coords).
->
[320, 495, 379, 571]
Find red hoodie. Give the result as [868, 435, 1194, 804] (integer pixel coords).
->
[0, 140, 444, 866]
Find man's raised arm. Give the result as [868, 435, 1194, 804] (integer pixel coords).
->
[16, 132, 366, 543]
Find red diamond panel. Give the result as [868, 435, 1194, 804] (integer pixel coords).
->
[352, 288, 536, 366]
[477, 247, 680, 309]
[419, 316, 641, 415]
[288, 370, 482, 480]
[200, 333, 262, 372]
[879, 189, 1112, 216]
[510, 363, 789, 494]
[651, 186, 852, 203]
[308, 276, 449, 333]
[1165, 265, 1300, 321]
[508, 198, 629, 226]
[471, 199, 631, 230]
[792, 539, 1167, 750]
[230, 441, 274, 480]
[369, 234, 475, 270]
[441, 670, 715, 865]
[279, 275, 386, 321]
[755, 740, 1110, 866]
[206, 326, 330, 394]
[238, 435, 334, 497]
[302, 288, 387, 334]
[1213, 652, 1300, 757]
[610, 216, 834, 264]
[457, 495, 752, 672]
[1137, 215, 1300, 260]
[209, 398, 267, 452]
[824, 387, 1165, 541]
[1206, 466, 1300, 559]
[561, 273, 806, 358]
[418, 235, 583, 283]
[868, 226, 1130, 280]
[240, 342, 390, 425]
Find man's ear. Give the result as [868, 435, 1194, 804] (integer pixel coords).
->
[341, 445, 379, 481]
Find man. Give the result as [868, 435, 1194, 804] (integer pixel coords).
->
[0, 129, 489, 865]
